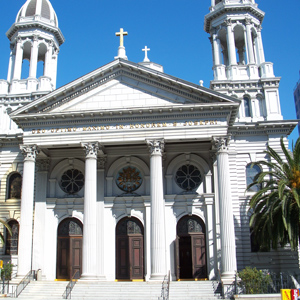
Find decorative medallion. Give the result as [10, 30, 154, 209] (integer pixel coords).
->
[60, 169, 84, 194]
[175, 164, 202, 191]
[116, 166, 142, 193]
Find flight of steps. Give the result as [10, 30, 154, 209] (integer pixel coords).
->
[169, 281, 221, 300]
[10, 280, 68, 300]
[9, 280, 221, 300]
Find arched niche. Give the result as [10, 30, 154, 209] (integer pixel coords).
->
[166, 154, 212, 195]
[106, 156, 150, 197]
[6, 172, 22, 200]
[49, 158, 85, 198]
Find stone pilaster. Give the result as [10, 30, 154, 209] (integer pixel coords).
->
[146, 139, 166, 280]
[81, 142, 98, 280]
[212, 137, 236, 282]
[97, 155, 106, 280]
[17, 145, 39, 277]
[245, 18, 255, 64]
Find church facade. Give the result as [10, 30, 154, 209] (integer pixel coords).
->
[0, 0, 298, 284]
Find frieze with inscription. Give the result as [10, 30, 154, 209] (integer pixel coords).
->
[30, 119, 221, 135]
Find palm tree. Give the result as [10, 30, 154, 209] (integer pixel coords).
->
[0, 220, 12, 246]
[247, 136, 300, 251]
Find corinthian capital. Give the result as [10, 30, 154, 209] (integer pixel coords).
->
[146, 139, 165, 155]
[20, 145, 39, 161]
[82, 142, 99, 159]
[212, 137, 230, 153]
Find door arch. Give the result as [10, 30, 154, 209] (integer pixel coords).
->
[56, 218, 83, 280]
[116, 217, 144, 280]
[176, 215, 207, 280]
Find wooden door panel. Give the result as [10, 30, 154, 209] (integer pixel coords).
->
[57, 238, 70, 279]
[130, 237, 143, 279]
[71, 238, 82, 278]
[179, 236, 192, 279]
[116, 237, 129, 279]
[192, 235, 207, 279]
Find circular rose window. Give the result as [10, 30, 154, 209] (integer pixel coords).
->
[116, 166, 142, 193]
[60, 169, 84, 194]
[175, 164, 202, 191]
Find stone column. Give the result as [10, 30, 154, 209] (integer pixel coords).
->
[245, 18, 255, 64]
[44, 42, 53, 77]
[7, 44, 15, 82]
[81, 142, 98, 280]
[32, 159, 50, 274]
[146, 139, 166, 280]
[256, 25, 265, 64]
[225, 19, 237, 66]
[212, 138, 236, 282]
[13, 38, 23, 80]
[29, 36, 39, 78]
[97, 155, 106, 280]
[17, 145, 39, 277]
[212, 33, 222, 65]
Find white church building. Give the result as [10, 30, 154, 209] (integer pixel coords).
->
[0, 0, 298, 284]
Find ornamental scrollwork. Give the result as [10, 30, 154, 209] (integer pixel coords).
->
[212, 137, 230, 153]
[97, 156, 107, 169]
[20, 145, 39, 161]
[81, 142, 99, 158]
[146, 139, 164, 155]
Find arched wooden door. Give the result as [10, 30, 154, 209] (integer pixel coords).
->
[57, 218, 83, 280]
[116, 217, 144, 280]
[176, 215, 207, 280]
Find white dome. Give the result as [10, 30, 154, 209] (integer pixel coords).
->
[16, 0, 58, 27]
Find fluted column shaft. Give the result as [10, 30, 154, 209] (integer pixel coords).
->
[81, 142, 98, 280]
[147, 139, 166, 280]
[256, 27, 265, 64]
[245, 19, 255, 64]
[13, 38, 23, 80]
[225, 20, 237, 66]
[213, 138, 236, 280]
[212, 33, 222, 65]
[29, 36, 38, 78]
[17, 145, 38, 277]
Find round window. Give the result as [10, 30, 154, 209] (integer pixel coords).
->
[175, 164, 202, 191]
[116, 166, 142, 193]
[60, 169, 84, 194]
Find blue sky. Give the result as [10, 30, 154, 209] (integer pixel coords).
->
[0, 0, 299, 145]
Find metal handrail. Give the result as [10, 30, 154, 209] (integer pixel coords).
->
[159, 271, 170, 300]
[218, 269, 224, 299]
[63, 270, 79, 299]
[13, 270, 33, 298]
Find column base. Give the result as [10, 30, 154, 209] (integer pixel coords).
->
[80, 273, 98, 281]
[149, 273, 166, 281]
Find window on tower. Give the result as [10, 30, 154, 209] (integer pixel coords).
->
[243, 96, 251, 117]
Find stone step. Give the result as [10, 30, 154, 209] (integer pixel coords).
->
[8, 280, 220, 300]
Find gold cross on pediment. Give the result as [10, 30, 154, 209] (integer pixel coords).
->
[116, 28, 128, 47]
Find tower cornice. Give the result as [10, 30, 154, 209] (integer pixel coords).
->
[204, 3, 265, 33]
[6, 21, 65, 45]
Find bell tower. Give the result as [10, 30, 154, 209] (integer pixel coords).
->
[205, 0, 283, 121]
[0, 0, 64, 95]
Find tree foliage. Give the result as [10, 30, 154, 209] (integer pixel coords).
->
[0, 219, 12, 245]
[247, 137, 300, 251]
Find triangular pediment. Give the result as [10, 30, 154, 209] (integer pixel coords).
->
[10, 59, 240, 124]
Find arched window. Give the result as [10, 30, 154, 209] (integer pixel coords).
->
[5, 220, 19, 255]
[243, 96, 251, 117]
[246, 164, 262, 192]
[7, 173, 22, 199]
[256, 94, 265, 117]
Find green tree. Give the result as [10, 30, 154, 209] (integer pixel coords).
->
[247, 136, 300, 251]
[0, 219, 12, 245]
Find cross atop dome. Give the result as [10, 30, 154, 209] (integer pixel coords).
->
[142, 46, 150, 62]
